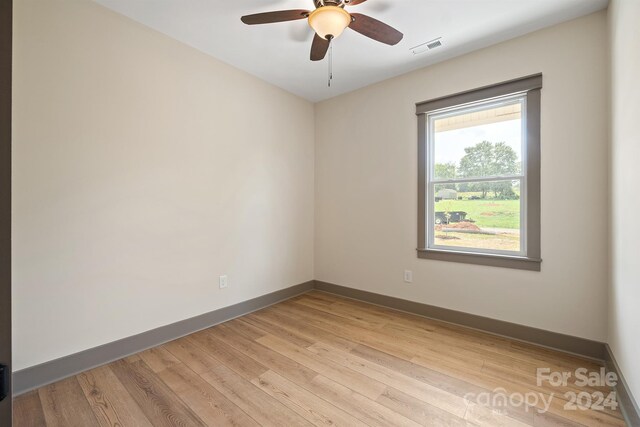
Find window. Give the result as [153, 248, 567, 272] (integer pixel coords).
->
[416, 75, 542, 270]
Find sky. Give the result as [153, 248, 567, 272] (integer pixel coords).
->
[434, 119, 522, 166]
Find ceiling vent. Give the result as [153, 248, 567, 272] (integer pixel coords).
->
[410, 38, 443, 55]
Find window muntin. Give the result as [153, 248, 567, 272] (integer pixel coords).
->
[426, 94, 527, 257]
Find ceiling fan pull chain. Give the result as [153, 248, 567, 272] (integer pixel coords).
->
[328, 43, 333, 87]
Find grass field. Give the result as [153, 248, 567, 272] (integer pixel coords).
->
[435, 198, 520, 229]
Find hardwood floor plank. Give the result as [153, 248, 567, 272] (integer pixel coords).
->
[124, 354, 142, 363]
[533, 410, 587, 427]
[290, 294, 338, 310]
[294, 291, 337, 306]
[305, 374, 422, 427]
[252, 370, 367, 427]
[163, 336, 221, 375]
[206, 323, 317, 385]
[376, 387, 474, 426]
[158, 363, 259, 426]
[284, 300, 588, 422]
[224, 318, 266, 340]
[509, 340, 602, 371]
[313, 291, 601, 371]
[13, 390, 47, 427]
[138, 346, 181, 373]
[299, 297, 623, 426]
[350, 343, 488, 398]
[325, 296, 538, 370]
[255, 333, 386, 401]
[292, 296, 388, 329]
[241, 313, 317, 348]
[381, 320, 610, 401]
[307, 341, 468, 417]
[110, 359, 205, 427]
[309, 291, 437, 328]
[382, 321, 606, 394]
[201, 364, 313, 427]
[189, 330, 268, 380]
[542, 397, 625, 427]
[408, 353, 624, 427]
[275, 301, 418, 360]
[38, 376, 100, 427]
[465, 401, 532, 427]
[208, 320, 419, 427]
[77, 365, 153, 427]
[251, 306, 356, 351]
[283, 299, 485, 370]
[482, 359, 613, 397]
[349, 342, 535, 423]
[317, 300, 519, 375]
[298, 294, 390, 329]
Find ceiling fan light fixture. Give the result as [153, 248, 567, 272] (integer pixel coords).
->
[308, 6, 351, 40]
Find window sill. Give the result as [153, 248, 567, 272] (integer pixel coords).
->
[417, 248, 541, 271]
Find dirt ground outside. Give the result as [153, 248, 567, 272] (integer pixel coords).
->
[435, 228, 520, 252]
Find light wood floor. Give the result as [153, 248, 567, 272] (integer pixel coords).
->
[14, 291, 625, 426]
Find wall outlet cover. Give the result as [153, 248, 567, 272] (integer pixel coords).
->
[404, 270, 413, 283]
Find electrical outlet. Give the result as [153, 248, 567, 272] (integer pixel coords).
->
[219, 275, 228, 289]
[404, 270, 413, 283]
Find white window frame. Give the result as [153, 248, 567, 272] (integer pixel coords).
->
[426, 94, 527, 257]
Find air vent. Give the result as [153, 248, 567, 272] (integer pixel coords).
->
[426, 39, 442, 49]
[410, 38, 443, 55]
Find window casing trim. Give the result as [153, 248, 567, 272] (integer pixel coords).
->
[416, 74, 542, 271]
[415, 74, 542, 114]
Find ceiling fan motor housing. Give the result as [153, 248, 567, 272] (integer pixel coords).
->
[314, 0, 345, 8]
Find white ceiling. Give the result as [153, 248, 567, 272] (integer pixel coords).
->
[94, 0, 608, 102]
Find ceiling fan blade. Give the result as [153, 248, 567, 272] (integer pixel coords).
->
[241, 10, 309, 25]
[349, 13, 403, 45]
[310, 34, 330, 61]
[346, 0, 368, 5]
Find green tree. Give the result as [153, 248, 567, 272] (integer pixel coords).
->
[491, 142, 520, 198]
[458, 141, 519, 199]
[434, 162, 456, 190]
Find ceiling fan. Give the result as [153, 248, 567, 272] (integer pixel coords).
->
[241, 0, 403, 61]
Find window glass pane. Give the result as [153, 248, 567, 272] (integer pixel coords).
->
[432, 99, 523, 180]
[432, 180, 521, 253]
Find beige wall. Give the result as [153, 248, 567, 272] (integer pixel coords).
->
[12, 0, 315, 370]
[608, 0, 640, 404]
[315, 12, 609, 341]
